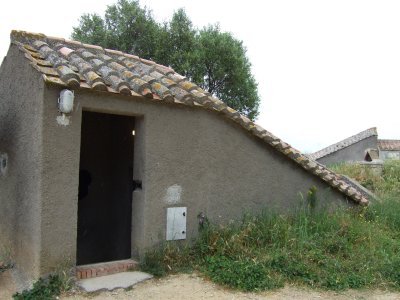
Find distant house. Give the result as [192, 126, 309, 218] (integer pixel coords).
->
[378, 140, 400, 160]
[0, 30, 367, 284]
[309, 128, 399, 166]
[308, 128, 378, 165]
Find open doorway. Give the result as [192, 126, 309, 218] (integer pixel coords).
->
[77, 111, 135, 265]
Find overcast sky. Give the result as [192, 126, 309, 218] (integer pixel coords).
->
[1, 0, 399, 152]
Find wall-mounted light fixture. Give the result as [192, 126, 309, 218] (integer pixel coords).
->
[56, 89, 75, 126]
[58, 89, 74, 114]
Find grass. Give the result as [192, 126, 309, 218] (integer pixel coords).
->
[141, 160, 400, 292]
[330, 160, 400, 197]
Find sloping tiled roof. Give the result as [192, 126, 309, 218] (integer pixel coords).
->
[7, 30, 368, 205]
[309, 128, 378, 161]
[378, 139, 400, 151]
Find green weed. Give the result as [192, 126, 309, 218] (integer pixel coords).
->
[13, 274, 64, 300]
[13, 267, 74, 300]
[203, 255, 283, 291]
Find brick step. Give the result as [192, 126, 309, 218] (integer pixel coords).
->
[76, 259, 138, 279]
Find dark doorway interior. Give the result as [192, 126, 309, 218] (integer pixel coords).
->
[77, 111, 134, 265]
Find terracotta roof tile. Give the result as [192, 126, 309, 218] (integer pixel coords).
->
[9, 30, 369, 205]
[378, 139, 400, 151]
[309, 127, 378, 160]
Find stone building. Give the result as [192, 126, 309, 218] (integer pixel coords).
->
[309, 127, 399, 166]
[0, 31, 367, 284]
[308, 128, 379, 165]
[378, 140, 400, 160]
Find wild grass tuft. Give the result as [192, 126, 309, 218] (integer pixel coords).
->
[140, 242, 194, 277]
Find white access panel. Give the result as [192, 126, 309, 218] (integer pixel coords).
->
[166, 207, 187, 240]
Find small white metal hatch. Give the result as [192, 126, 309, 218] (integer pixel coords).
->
[166, 207, 187, 240]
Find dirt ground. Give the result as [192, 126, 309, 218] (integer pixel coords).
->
[61, 273, 400, 300]
[0, 269, 17, 299]
[2, 270, 400, 300]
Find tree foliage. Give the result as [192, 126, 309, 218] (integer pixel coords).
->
[193, 26, 259, 118]
[156, 9, 197, 79]
[72, 0, 260, 119]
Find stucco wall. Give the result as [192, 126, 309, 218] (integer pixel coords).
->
[317, 136, 378, 166]
[37, 85, 352, 275]
[380, 150, 400, 160]
[0, 45, 44, 281]
[39, 86, 82, 274]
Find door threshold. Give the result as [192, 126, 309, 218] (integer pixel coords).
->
[76, 259, 138, 279]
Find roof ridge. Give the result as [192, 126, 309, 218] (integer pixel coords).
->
[309, 127, 378, 160]
[8, 29, 369, 205]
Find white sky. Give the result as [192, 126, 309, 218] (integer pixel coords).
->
[1, 0, 399, 152]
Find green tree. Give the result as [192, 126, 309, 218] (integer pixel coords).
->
[155, 9, 197, 79]
[193, 26, 259, 119]
[72, 0, 159, 59]
[72, 0, 260, 119]
[72, 14, 107, 48]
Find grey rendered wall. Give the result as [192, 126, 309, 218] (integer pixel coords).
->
[39, 87, 82, 274]
[0, 45, 44, 281]
[317, 136, 378, 166]
[39, 86, 351, 274]
[380, 150, 400, 160]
